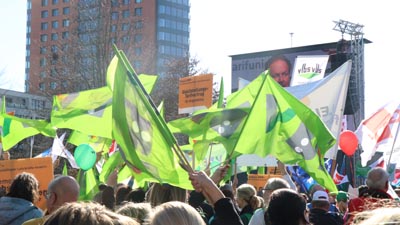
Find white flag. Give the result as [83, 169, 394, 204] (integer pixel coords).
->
[288, 60, 352, 159]
[51, 133, 79, 168]
[355, 100, 400, 168]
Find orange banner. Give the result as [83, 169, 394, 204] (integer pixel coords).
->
[0, 157, 54, 210]
[178, 74, 213, 114]
[247, 174, 282, 193]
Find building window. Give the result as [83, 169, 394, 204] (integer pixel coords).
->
[63, 0, 69, 2]
[63, 7, 70, 15]
[135, 0, 142, 3]
[61, 44, 69, 51]
[40, 47, 47, 54]
[51, 68, 57, 76]
[52, 9, 59, 16]
[122, 10, 130, 18]
[51, 45, 58, 53]
[40, 71, 46, 78]
[62, 31, 69, 39]
[135, 47, 142, 56]
[42, 0, 48, 6]
[52, 0, 58, 5]
[121, 23, 129, 31]
[111, 12, 119, 20]
[135, 20, 143, 29]
[133, 60, 141, 69]
[121, 36, 129, 44]
[39, 83, 46, 91]
[123, 0, 130, 5]
[51, 33, 58, 41]
[62, 19, 69, 27]
[111, 0, 119, 7]
[111, 24, 117, 32]
[52, 21, 59, 29]
[62, 81, 68, 88]
[134, 7, 142, 16]
[41, 10, 48, 18]
[40, 34, 48, 42]
[50, 82, 57, 90]
[134, 34, 142, 43]
[40, 58, 46, 67]
[41, 22, 48, 30]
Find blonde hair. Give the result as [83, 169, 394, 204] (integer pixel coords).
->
[236, 184, 263, 210]
[353, 207, 400, 225]
[43, 201, 139, 225]
[150, 201, 205, 225]
[145, 183, 187, 207]
[116, 202, 152, 224]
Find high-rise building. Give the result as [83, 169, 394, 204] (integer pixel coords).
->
[25, 0, 190, 95]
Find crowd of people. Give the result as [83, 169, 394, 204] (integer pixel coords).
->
[1, 55, 400, 224]
[1, 164, 400, 225]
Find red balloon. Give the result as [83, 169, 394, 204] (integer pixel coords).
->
[339, 130, 358, 156]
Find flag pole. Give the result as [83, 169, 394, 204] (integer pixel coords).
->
[114, 45, 193, 172]
[387, 120, 400, 169]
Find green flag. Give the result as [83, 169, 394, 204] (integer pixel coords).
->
[62, 160, 68, 176]
[51, 86, 113, 139]
[77, 168, 100, 201]
[111, 47, 192, 190]
[0, 114, 56, 151]
[234, 72, 337, 192]
[68, 130, 112, 153]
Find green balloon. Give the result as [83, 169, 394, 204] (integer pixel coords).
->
[74, 144, 96, 171]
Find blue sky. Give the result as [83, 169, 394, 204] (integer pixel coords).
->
[1, 1, 400, 117]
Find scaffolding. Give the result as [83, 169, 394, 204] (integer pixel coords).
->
[333, 19, 365, 127]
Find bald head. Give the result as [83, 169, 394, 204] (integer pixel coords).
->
[46, 175, 80, 214]
[366, 167, 389, 191]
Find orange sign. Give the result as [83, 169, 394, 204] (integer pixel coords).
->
[0, 157, 54, 210]
[178, 74, 213, 114]
[247, 174, 282, 193]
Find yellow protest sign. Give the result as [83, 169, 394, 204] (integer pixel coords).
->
[0, 157, 54, 210]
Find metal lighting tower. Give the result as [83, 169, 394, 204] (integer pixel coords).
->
[333, 19, 365, 127]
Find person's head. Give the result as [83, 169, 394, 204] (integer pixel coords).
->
[262, 177, 290, 204]
[116, 184, 132, 206]
[97, 183, 116, 210]
[116, 202, 152, 225]
[7, 172, 39, 203]
[146, 183, 187, 207]
[308, 184, 325, 198]
[266, 55, 292, 87]
[266, 188, 309, 225]
[220, 183, 234, 200]
[46, 175, 80, 214]
[311, 190, 330, 211]
[43, 201, 138, 225]
[125, 188, 146, 203]
[336, 191, 349, 213]
[236, 183, 263, 210]
[366, 167, 389, 191]
[150, 201, 205, 225]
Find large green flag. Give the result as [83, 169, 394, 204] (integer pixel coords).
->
[111, 47, 192, 190]
[234, 72, 337, 192]
[77, 168, 100, 201]
[51, 86, 113, 139]
[0, 113, 56, 151]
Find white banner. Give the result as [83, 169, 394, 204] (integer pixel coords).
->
[288, 60, 351, 159]
[290, 55, 329, 86]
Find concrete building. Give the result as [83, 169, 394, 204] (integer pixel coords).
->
[25, 0, 190, 95]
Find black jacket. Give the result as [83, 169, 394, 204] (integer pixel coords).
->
[309, 208, 343, 225]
